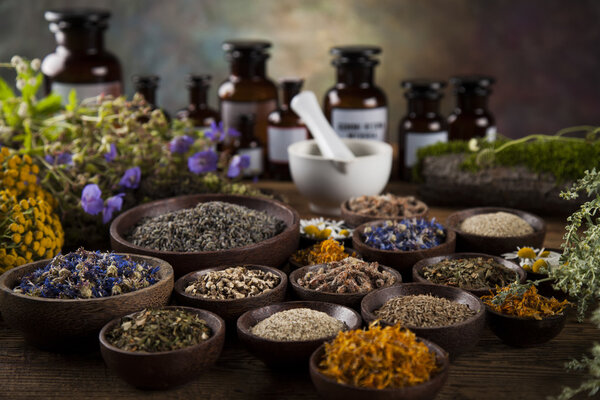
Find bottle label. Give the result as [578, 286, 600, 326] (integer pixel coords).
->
[221, 100, 277, 146]
[485, 126, 497, 142]
[405, 131, 448, 167]
[331, 107, 387, 141]
[267, 126, 308, 163]
[238, 147, 263, 176]
[51, 81, 122, 105]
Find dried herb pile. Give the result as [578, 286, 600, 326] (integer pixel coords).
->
[348, 194, 427, 218]
[422, 257, 517, 290]
[251, 308, 345, 341]
[460, 212, 533, 237]
[184, 266, 280, 300]
[362, 219, 446, 251]
[291, 238, 355, 266]
[482, 285, 570, 320]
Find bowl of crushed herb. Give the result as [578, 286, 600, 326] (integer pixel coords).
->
[99, 306, 225, 389]
[481, 283, 570, 347]
[289, 237, 358, 269]
[0, 249, 174, 349]
[446, 207, 546, 255]
[340, 194, 429, 228]
[173, 264, 287, 323]
[290, 257, 402, 309]
[309, 323, 449, 400]
[361, 283, 486, 358]
[412, 253, 526, 297]
[110, 194, 300, 278]
[236, 301, 362, 367]
[352, 218, 456, 281]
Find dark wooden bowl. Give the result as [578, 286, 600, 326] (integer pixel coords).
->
[412, 253, 527, 297]
[309, 338, 449, 400]
[99, 306, 225, 389]
[173, 264, 288, 323]
[445, 207, 546, 255]
[485, 305, 567, 347]
[340, 198, 429, 228]
[0, 255, 174, 350]
[361, 283, 486, 358]
[236, 301, 362, 367]
[110, 194, 300, 278]
[289, 263, 402, 309]
[288, 247, 360, 270]
[352, 220, 456, 282]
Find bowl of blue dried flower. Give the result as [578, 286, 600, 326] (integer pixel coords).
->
[0, 249, 174, 350]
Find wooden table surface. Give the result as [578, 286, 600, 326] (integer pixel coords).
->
[0, 182, 595, 400]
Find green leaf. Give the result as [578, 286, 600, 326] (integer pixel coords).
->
[21, 73, 42, 101]
[35, 93, 62, 114]
[2, 100, 19, 127]
[65, 89, 78, 112]
[0, 77, 15, 100]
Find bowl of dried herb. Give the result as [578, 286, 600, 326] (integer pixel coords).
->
[361, 283, 486, 358]
[99, 306, 225, 389]
[340, 194, 429, 228]
[288, 237, 359, 270]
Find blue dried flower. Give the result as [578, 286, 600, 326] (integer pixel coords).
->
[188, 149, 218, 174]
[204, 121, 240, 142]
[45, 151, 73, 166]
[362, 218, 446, 251]
[227, 154, 251, 178]
[103, 193, 125, 224]
[119, 166, 142, 189]
[104, 143, 117, 162]
[81, 184, 104, 216]
[168, 135, 195, 154]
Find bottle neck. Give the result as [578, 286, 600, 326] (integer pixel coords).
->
[190, 86, 208, 108]
[281, 89, 300, 110]
[408, 98, 441, 116]
[336, 64, 374, 87]
[457, 93, 489, 111]
[229, 57, 267, 79]
[137, 87, 156, 106]
[54, 28, 105, 53]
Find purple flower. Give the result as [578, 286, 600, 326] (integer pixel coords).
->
[188, 150, 218, 174]
[227, 154, 251, 178]
[119, 167, 141, 189]
[104, 144, 117, 162]
[102, 193, 125, 224]
[45, 151, 73, 166]
[81, 184, 103, 215]
[204, 121, 240, 142]
[168, 135, 195, 154]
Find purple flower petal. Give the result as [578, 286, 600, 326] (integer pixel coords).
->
[102, 193, 125, 224]
[226, 127, 241, 138]
[168, 135, 195, 154]
[119, 167, 141, 189]
[104, 144, 117, 162]
[81, 184, 103, 216]
[204, 121, 221, 142]
[44, 154, 54, 164]
[226, 154, 251, 178]
[45, 152, 73, 166]
[188, 150, 218, 174]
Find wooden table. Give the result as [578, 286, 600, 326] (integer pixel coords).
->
[0, 182, 595, 399]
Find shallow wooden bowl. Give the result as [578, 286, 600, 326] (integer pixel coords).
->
[352, 220, 456, 282]
[361, 283, 486, 358]
[288, 247, 360, 270]
[309, 338, 449, 400]
[445, 207, 546, 255]
[236, 301, 362, 367]
[412, 253, 526, 297]
[289, 263, 402, 309]
[0, 255, 174, 350]
[99, 306, 225, 389]
[340, 198, 429, 228]
[110, 194, 300, 278]
[173, 264, 288, 323]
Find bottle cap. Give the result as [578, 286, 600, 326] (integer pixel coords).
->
[45, 9, 111, 29]
[450, 75, 495, 96]
[223, 40, 271, 60]
[186, 74, 211, 88]
[132, 75, 160, 89]
[401, 79, 446, 99]
[330, 45, 381, 66]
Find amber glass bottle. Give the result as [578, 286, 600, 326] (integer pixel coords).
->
[42, 9, 122, 104]
[323, 46, 387, 141]
[236, 114, 263, 178]
[132, 75, 169, 120]
[176, 75, 219, 128]
[398, 79, 447, 180]
[267, 78, 309, 180]
[448, 75, 496, 141]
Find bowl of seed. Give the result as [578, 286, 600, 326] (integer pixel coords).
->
[446, 207, 546, 255]
[361, 283, 486, 358]
[412, 253, 526, 297]
[173, 265, 287, 323]
[352, 218, 456, 281]
[110, 194, 300, 278]
[341, 193, 429, 228]
[99, 306, 225, 389]
[290, 257, 402, 309]
[236, 300, 362, 367]
[289, 237, 359, 270]
[0, 249, 174, 350]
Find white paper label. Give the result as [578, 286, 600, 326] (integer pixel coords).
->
[267, 126, 308, 163]
[331, 107, 387, 141]
[51, 81, 122, 105]
[405, 131, 448, 167]
[238, 147, 263, 176]
[485, 126, 497, 142]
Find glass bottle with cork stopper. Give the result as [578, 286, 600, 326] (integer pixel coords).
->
[41, 8, 122, 104]
[132, 75, 169, 121]
[267, 78, 310, 180]
[398, 79, 448, 181]
[448, 75, 496, 141]
[176, 74, 219, 129]
[323, 45, 387, 141]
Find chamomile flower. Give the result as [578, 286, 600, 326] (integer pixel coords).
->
[502, 246, 561, 274]
[300, 218, 353, 240]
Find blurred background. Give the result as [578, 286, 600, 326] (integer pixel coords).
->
[1, 0, 599, 141]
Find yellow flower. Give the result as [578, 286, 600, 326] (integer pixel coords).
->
[4, 176, 15, 187]
[4, 254, 16, 266]
[16, 181, 25, 191]
[532, 259, 548, 273]
[37, 246, 46, 257]
[539, 250, 550, 258]
[23, 154, 32, 164]
[25, 251, 32, 261]
[31, 164, 39, 174]
[0, 203, 7, 212]
[16, 257, 26, 266]
[1, 147, 9, 156]
[12, 233, 22, 244]
[517, 247, 537, 259]
[24, 231, 32, 245]
[9, 223, 19, 232]
[32, 241, 40, 251]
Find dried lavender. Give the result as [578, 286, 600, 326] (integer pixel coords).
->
[12, 248, 160, 299]
[460, 212, 534, 237]
[251, 308, 346, 341]
[184, 266, 280, 300]
[127, 201, 285, 252]
[362, 218, 446, 251]
[422, 257, 518, 290]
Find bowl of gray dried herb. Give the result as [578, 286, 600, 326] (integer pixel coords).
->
[237, 301, 362, 367]
[99, 306, 225, 390]
[173, 265, 287, 322]
[446, 207, 546, 255]
[0, 249, 174, 350]
[110, 194, 300, 277]
[361, 283, 486, 358]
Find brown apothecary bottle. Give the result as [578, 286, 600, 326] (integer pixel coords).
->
[41, 8, 122, 104]
[323, 45, 387, 141]
[177, 75, 220, 128]
[448, 75, 496, 141]
[132, 75, 169, 121]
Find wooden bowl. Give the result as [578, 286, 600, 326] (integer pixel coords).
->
[173, 264, 288, 323]
[412, 253, 527, 297]
[0, 255, 174, 350]
[361, 283, 486, 358]
[289, 263, 402, 309]
[110, 194, 300, 278]
[445, 207, 546, 255]
[309, 338, 449, 400]
[99, 306, 225, 389]
[288, 247, 360, 270]
[352, 220, 456, 282]
[236, 301, 362, 367]
[340, 197, 429, 228]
